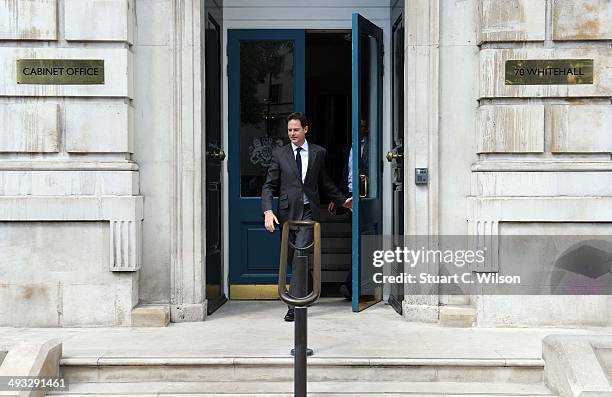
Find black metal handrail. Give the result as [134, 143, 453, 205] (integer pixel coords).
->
[277, 219, 321, 397]
[277, 220, 321, 307]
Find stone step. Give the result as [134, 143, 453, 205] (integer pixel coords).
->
[321, 237, 352, 251]
[439, 305, 477, 328]
[321, 269, 349, 282]
[48, 380, 555, 396]
[59, 357, 545, 385]
[130, 305, 170, 327]
[321, 253, 351, 268]
[320, 222, 351, 237]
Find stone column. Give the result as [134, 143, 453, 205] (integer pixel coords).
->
[168, 0, 206, 322]
[402, 0, 441, 322]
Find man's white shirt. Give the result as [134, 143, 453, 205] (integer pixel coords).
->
[347, 139, 365, 194]
[291, 140, 309, 204]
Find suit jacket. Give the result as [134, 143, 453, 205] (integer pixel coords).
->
[261, 143, 347, 224]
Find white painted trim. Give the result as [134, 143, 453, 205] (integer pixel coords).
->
[221, 3, 394, 298]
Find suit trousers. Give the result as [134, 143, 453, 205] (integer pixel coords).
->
[288, 204, 314, 309]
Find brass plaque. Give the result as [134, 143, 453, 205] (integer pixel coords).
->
[16, 59, 104, 85]
[505, 59, 593, 85]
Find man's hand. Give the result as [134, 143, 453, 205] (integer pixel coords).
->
[264, 211, 279, 232]
[342, 197, 353, 211]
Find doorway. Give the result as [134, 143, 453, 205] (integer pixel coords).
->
[222, 12, 389, 312]
[226, 30, 354, 298]
[306, 31, 353, 296]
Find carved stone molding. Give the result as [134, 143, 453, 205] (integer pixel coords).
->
[467, 219, 499, 272]
[109, 220, 142, 272]
[0, 195, 144, 274]
[467, 196, 612, 273]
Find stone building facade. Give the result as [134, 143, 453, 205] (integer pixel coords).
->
[0, 0, 610, 327]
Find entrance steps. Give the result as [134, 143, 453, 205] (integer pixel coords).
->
[49, 357, 554, 396]
[320, 207, 351, 283]
[5, 302, 603, 396]
[48, 380, 554, 396]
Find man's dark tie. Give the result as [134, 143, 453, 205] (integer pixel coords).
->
[295, 147, 302, 178]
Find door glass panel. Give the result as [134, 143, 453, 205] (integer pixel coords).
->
[359, 34, 378, 199]
[240, 41, 294, 197]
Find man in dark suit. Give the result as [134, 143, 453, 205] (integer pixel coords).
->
[262, 112, 352, 321]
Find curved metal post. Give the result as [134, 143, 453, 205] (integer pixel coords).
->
[278, 221, 321, 307]
[277, 220, 321, 397]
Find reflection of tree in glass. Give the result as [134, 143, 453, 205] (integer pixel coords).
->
[240, 41, 293, 126]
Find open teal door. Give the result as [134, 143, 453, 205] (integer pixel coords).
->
[351, 13, 384, 312]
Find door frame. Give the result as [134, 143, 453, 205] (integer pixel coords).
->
[205, 10, 227, 314]
[220, 8, 394, 300]
[388, 10, 405, 315]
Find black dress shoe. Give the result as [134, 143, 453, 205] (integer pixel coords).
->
[284, 309, 294, 322]
[339, 284, 352, 300]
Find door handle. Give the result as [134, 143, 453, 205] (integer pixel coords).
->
[359, 174, 368, 198]
[207, 150, 226, 160]
[386, 150, 403, 162]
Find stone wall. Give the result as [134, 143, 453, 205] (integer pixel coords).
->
[2, 0, 610, 328]
[0, 0, 142, 326]
[468, 0, 612, 326]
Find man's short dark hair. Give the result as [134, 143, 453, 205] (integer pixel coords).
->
[286, 112, 309, 128]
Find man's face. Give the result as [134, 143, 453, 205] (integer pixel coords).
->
[287, 119, 308, 146]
